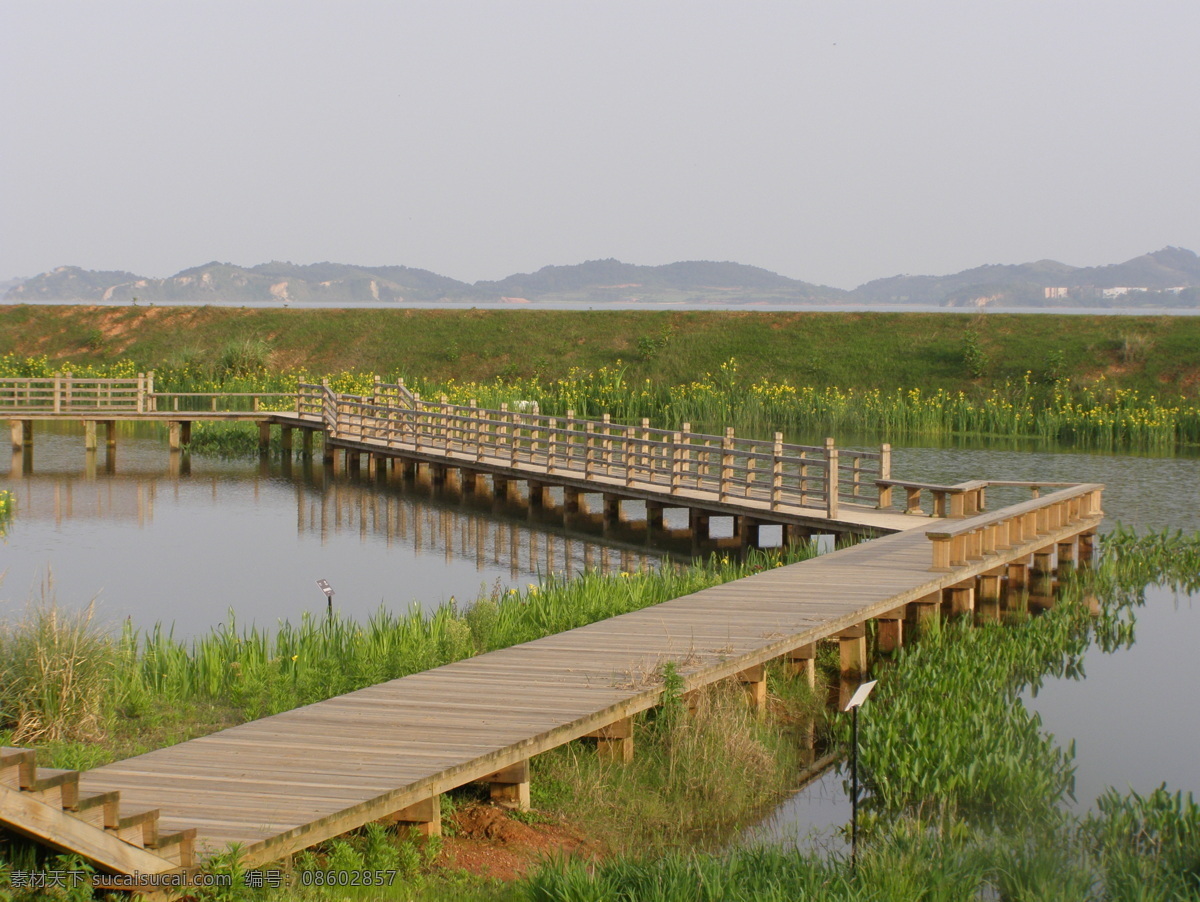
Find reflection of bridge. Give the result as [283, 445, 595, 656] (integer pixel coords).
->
[1, 375, 1105, 883]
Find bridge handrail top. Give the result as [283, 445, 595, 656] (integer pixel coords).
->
[876, 478, 989, 492]
[924, 483, 1104, 538]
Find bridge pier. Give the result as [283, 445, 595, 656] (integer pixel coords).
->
[782, 524, 814, 548]
[586, 717, 634, 763]
[785, 644, 817, 687]
[257, 422, 271, 454]
[280, 426, 293, 453]
[388, 795, 442, 837]
[301, 428, 314, 457]
[837, 625, 868, 679]
[167, 421, 192, 450]
[10, 420, 33, 450]
[737, 664, 768, 713]
[602, 494, 621, 527]
[645, 500, 664, 533]
[875, 611, 904, 654]
[528, 481, 550, 507]
[946, 584, 975, 616]
[688, 509, 710, 541]
[736, 516, 761, 548]
[483, 760, 530, 811]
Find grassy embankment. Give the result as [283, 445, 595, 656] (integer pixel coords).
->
[3, 531, 1198, 900]
[2, 306, 1199, 448]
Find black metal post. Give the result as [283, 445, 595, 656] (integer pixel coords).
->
[851, 703, 859, 871]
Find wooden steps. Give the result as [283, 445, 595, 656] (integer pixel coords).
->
[0, 746, 194, 874]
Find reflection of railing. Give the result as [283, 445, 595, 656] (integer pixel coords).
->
[298, 381, 893, 515]
[300, 480, 657, 578]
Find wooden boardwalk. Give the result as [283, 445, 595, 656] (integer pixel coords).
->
[3, 483, 1102, 876]
[0, 374, 1104, 879]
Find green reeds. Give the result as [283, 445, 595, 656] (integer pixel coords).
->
[0, 489, 12, 535]
[0, 587, 111, 744]
[5, 352, 1197, 449]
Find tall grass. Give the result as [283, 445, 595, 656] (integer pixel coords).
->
[4, 352, 1196, 449]
[0, 548, 813, 754]
[0, 585, 111, 744]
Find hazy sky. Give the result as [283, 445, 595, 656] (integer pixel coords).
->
[3, 1, 1198, 289]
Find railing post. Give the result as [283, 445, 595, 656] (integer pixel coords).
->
[601, 413, 612, 475]
[640, 418, 650, 475]
[470, 400, 480, 454]
[681, 422, 692, 485]
[53, 373, 63, 413]
[877, 443, 893, 509]
[584, 422, 596, 478]
[566, 409, 576, 470]
[720, 427, 734, 501]
[625, 425, 635, 487]
[137, 372, 146, 414]
[771, 432, 783, 510]
[147, 371, 156, 411]
[671, 431, 683, 494]
[548, 416, 558, 473]
[825, 437, 839, 519]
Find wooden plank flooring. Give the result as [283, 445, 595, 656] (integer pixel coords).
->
[77, 510, 1098, 864]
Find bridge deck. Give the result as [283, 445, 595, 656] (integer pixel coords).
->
[76, 506, 1097, 865]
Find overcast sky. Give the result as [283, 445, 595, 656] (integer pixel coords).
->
[2, 1, 1197, 289]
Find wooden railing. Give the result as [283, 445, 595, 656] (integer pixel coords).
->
[926, 483, 1104, 571]
[295, 381, 896, 516]
[0, 374, 151, 412]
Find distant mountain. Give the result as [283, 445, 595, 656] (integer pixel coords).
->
[5, 262, 475, 304]
[5, 248, 1197, 307]
[475, 258, 842, 302]
[853, 247, 1200, 307]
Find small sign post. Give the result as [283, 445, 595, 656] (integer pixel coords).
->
[844, 679, 877, 872]
[316, 579, 334, 621]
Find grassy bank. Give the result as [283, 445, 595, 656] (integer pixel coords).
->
[2, 305, 1198, 399]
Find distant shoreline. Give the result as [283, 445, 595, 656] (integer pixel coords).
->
[5, 299, 1197, 316]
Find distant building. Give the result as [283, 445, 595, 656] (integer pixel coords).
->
[1044, 287, 1069, 299]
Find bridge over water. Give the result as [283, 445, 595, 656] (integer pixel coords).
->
[1, 375, 1103, 884]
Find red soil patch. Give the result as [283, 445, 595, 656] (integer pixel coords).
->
[437, 804, 601, 882]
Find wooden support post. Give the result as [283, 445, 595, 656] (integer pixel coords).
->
[737, 663, 767, 713]
[785, 644, 816, 687]
[1057, 539, 1077, 570]
[388, 795, 442, 837]
[645, 500, 664, 531]
[1007, 559, 1030, 590]
[84, 420, 97, 451]
[102, 420, 116, 450]
[586, 717, 633, 763]
[301, 428, 314, 456]
[430, 463, 447, 485]
[493, 475, 509, 500]
[978, 573, 1003, 622]
[783, 524, 813, 548]
[280, 426, 293, 452]
[11, 420, 32, 450]
[737, 516, 760, 548]
[528, 481, 549, 507]
[688, 509, 710, 541]
[257, 421, 271, 454]
[1079, 531, 1096, 565]
[837, 625, 867, 679]
[876, 615, 904, 654]
[482, 760, 530, 811]
[947, 585, 975, 616]
[876, 443, 892, 509]
[602, 494, 620, 526]
[907, 595, 941, 630]
[168, 421, 190, 451]
[563, 486, 581, 514]
[1033, 549, 1055, 575]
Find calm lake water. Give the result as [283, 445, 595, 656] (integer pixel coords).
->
[2, 423, 1197, 843]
